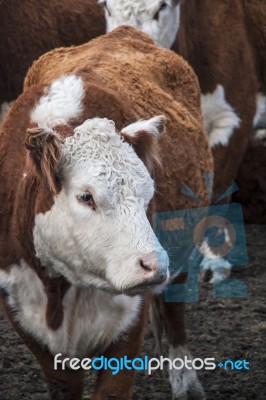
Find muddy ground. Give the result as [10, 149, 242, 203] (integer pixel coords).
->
[0, 224, 265, 400]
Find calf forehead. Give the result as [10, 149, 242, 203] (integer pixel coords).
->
[61, 118, 154, 202]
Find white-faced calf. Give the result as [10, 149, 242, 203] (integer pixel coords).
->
[0, 27, 212, 399]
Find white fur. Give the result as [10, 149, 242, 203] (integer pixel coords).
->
[101, 0, 180, 48]
[0, 261, 142, 357]
[121, 115, 165, 137]
[200, 250, 232, 283]
[201, 85, 241, 147]
[197, 222, 234, 283]
[253, 92, 266, 129]
[0, 101, 12, 126]
[255, 128, 266, 143]
[169, 345, 205, 399]
[34, 118, 169, 292]
[31, 75, 84, 128]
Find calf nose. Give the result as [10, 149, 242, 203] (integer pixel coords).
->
[140, 255, 157, 274]
[139, 251, 167, 281]
[140, 258, 158, 274]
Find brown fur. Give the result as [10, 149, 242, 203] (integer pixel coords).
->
[1, 27, 213, 399]
[0, 0, 105, 103]
[122, 130, 162, 174]
[172, 0, 258, 201]
[25, 27, 213, 211]
[25, 127, 62, 195]
[243, 0, 266, 93]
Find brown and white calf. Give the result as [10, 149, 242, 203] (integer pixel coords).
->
[0, 27, 212, 399]
[101, 0, 266, 200]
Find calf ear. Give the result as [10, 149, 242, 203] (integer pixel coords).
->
[25, 127, 62, 194]
[121, 116, 165, 173]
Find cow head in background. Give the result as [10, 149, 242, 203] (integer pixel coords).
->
[99, 0, 182, 48]
[25, 117, 169, 295]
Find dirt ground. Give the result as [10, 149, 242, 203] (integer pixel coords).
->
[0, 224, 265, 400]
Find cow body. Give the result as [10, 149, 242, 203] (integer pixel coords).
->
[1, 261, 143, 357]
[243, 0, 266, 131]
[0, 27, 212, 399]
[102, 0, 266, 201]
[0, 0, 105, 104]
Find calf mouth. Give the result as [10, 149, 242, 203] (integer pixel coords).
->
[121, 275, 169, 297]
[96, 273, 169, 297]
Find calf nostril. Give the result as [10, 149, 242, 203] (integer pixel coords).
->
[140, 259, 153, 272]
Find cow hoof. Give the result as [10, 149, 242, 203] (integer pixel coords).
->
[170, 370, 205, 400]
[169, 346, 205, 400]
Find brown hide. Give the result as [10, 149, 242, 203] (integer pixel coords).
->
[24, 26, 213, 214]
[172, 0, 259, 205]
[234, 138, 266, 224]
[243, 0, 266, 93]
[0, 0, 105, 103]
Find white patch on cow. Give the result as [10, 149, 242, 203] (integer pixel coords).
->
[253, 92, 266, 129]
[31, 75, 84, 128]
[199, 227, 235, 283]
[101, 0, 180, 48]
[121, 115, 165, 137]
[201, 85, 241, 147]
[0, 261, 142, 357]
[0, 101, 12, 126]
[169, 345, 205, 399]
[34, 118, 169, 293]
[200, 254, 232, 283]
[255, 128, 266, 144]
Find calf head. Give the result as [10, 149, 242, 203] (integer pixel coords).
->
[25, 117, 169, 295]
[100, 0, 182, 48]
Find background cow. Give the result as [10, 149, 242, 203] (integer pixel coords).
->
[100, 0, 266, 219]
[0, 0, 104, 105]
[0, 27, 213, 399]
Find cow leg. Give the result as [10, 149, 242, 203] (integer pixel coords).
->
[2, 297, 84, 400]
[200, 83, 256, 282]
[92, 295, 150, 400]
[201, 85, 252, 200]
[21, 337, 84, 400]
[211, 130, 249, 201]
[159, 298, 205, 400]
[45, 371, 84, 400]
[199, 126, 249, 283]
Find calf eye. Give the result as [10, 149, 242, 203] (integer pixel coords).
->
[77, 192, 95, 208]
[154, 2, 168, 20]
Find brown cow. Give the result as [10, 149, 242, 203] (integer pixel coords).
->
[0, 0, 105, 104]
[102, 0, 266, 207]
[0, 27, 212, 399]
